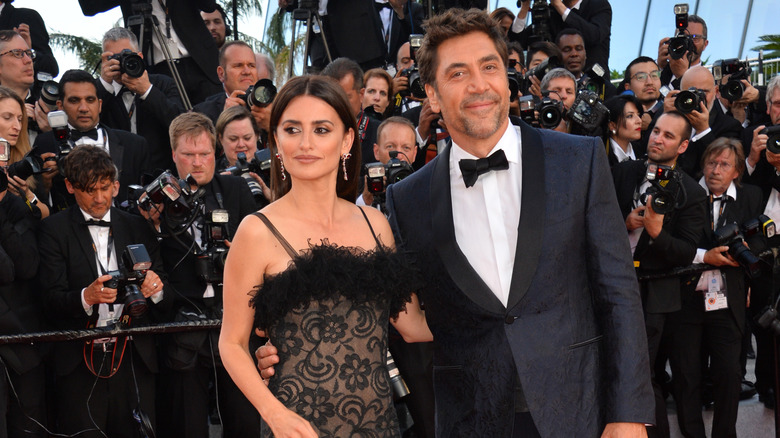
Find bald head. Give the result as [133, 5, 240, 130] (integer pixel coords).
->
[680, 66, 716, 110]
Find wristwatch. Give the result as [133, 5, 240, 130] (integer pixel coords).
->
[28, 195, 38, 205]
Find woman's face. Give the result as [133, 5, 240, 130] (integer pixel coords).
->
[0, 98, 23, 147]
[361, 76, 390, 114]
[616, 102, 642, 143]
[220, 118, 258, 166]
[276, 95, 353, 182]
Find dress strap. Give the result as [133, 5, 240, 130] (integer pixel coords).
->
[358, 207, 383, 249]
[252, 212, 299, 259]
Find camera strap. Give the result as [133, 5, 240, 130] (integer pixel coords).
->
[88, 227, 115, 278]
[358, 112, 369, 142]
[708, 195, 729, 231]
[157, 0, 172, 39]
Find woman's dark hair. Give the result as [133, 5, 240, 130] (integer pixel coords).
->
[268, 75, 360, 202]
[604, 94, 643, 138]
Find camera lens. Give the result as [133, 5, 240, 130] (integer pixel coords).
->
[721, 80, 744, 102]
[766, 132, 780, 155]
[538, 99, 562, 129]
[121, 53, 145, 78]
[247, 79, 277, 107]
[40, 80, 60, 111]
[7, 155, 44, 181]
[674, 90, 699, 113]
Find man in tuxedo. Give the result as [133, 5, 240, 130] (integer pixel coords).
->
[31, 69, 150, 212]
[142, 112, 258, 438]
[78, 0, 222, 105]
[98, 27, 185, 172]
[36, 145, 165, 438]
[670, 138, 764, 438]
[612, 111, 708, 438]
[261, 8, 654, 437]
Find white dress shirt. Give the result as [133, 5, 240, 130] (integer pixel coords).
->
[79, 209, 123, 327]
[693, 179, 738, 291]
[610, 138, 636, 163]
[68, 123, 110, 151]
[450, 121, 522, 307]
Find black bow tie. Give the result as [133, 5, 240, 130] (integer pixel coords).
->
[71, 128, 99, 142]
[85, 218, 111, 227]
[375, 1, 392, 11]
[458, 149, 509, 188]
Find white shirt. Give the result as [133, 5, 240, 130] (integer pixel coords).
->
[450, 121, 522, 307]
[693, 179, 737, 291]
[68, 123, 110, 150]
[79, 209, 123, 326]
[512, 0, 581, 33]
[149, 1, 189, 64]
[610, 138, 636, 163]
[375, 0, 393, 51]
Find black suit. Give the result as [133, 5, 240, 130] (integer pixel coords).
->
[670, 182, 763, 438]
[78, 0, 222, 105]
[612, 158, 707, 437]
[31, 126, 150, 211]
[37, 206, 165, 437]
[98, 74, 185, 171]
[0, 3, 58, 77]
[510, 0, 612, 71]
[192, 91, 227, 126]
[677, 104, 743, 177]
[156, 173, 260, 438]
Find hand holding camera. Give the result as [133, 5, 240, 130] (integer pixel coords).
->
[703, 245, 739, 268]
[85, 274, 119, 306]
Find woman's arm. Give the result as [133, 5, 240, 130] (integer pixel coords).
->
[219, 214, 318, 438]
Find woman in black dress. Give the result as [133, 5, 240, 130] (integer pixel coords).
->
[219, 75, 432, 438]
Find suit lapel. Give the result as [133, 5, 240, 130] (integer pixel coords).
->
[69, 207, 100, 280]
[506, 124, 546, 311]
[430, 144, 506, 315]
[105, 127, 125, 172]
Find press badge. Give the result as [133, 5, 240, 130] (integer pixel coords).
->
[704, 271, 728, 311]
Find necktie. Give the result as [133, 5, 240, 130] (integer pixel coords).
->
[71, 128, 99, 142]
[458, 149, 509, 188]
[85, 219, 111, 227]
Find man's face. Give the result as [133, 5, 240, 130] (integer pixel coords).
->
[201, 10, 227, 48]
[218, 45, 257, 94]
[0, 35, 33, 90]
[558, 34, 586, 75]
[547, 76, 576, 110]
[767, 87, 780, 126]
[528, 51, 549, 69]
[508, 51, 523, 73]
[396, 42, 413, 72]
[172, 131, 216, 186]
[686, 22, 708, 64]
[338, 74, 363, 118]
[680, 67, 716, 111]
[373, 122, 417, 164]
[647, 114, 689, 166]
[703, 149, 739, 196]
[67, 177, 119, 219]
[425, 31, 509, 149]
[362, 77, 390, 114]
[58, 82, 102, 131]
[627, 61, 661, 106]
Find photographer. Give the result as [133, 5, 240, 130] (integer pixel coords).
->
[144, 112, 259, 438]
[657, 14, 708, 92]
[215, 105, 271, 209]
[98, 27, 185, 171]
[510, 0, 612, 71]
[37, 145, 165, 438]
[556, 28, 615, 100]
[745, 75, 780, 203]
[612, 111, 708, 437]
[713, 59, 766, 129]
[670, 138, 765, 438]
[359, 116, 416, 208]
[539, 67, 576, 133]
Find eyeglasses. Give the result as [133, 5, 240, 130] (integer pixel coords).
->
[690, 34, 707, 42]
[631, 70, 661, 82]
[0, 49, 35, 60]
[705, 160, 734, 171]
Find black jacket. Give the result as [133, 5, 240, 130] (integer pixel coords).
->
[0, 4, 58, 76]
[192, 92, 227, 126]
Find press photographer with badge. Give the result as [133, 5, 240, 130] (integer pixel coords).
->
[36, 145, 165, 438]
[136, 112, 258, 438]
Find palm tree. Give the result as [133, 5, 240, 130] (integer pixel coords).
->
[752, 34, 780, 60]
[49, 33, 102, 75]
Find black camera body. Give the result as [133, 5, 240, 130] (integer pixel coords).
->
[39, 80, 60, 111]
[538, 94, 564, 129]
[399, 67, 426, 99]
[224, 149, 272, 201]
[365, 152, 414, 195]
[108, 49, 146, 78]
[517, 95, 539, 128]
[714, 222, 763, 278]
[196, 209, 230, 284]
[567, 90, 609, 134]
[6, 154, 46, 181]
[639, 163, 680, 215]
[675, 87, 707, 114]
[244, 79, 277, 108]
[530, 0, 552, 43]
[521, 56, 560, 95]
[713, 59, 751, 102]
[668, 3, 693, 60]
[137, 170, 204, 227]
[507, 63, 522, 102]
[103, 244, 152, 318]
[761, 125, 780, 155]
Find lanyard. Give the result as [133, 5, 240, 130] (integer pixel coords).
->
[89, 227, 114, 276]
[709, 194, 728, 231]
[157, 0, 171, 39]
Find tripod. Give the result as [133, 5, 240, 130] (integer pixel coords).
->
[288, 3, 332, 76]
[127, 2, 192, 110]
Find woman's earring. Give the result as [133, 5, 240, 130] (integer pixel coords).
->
[611, 129, 617, 135]
[341, 153, 351, 181]
[276, 153, 286, 181]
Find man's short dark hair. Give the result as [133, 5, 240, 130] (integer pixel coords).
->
[555, 28, 584, 46]
[507, 41, 525, 68]
[0, 30, 21, 51]
[214, 4, 228, 22]
[527, 41, 562, 69]
[59, 69, 98, 98]
[218, 40, 253, 69]
[60, 145, 118, 190]
[624, 56, 658, 81]
[661, 110, 693, 142]
[321, 57, 364, 90]
[688, 15, 707, 39]
[416, 8, 507, 90]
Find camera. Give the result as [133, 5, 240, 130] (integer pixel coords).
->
[757, 306, 780, 336]
[713, 219, 771, 279]
[567, 90, 609, 134]
[578, 63, 608, 99]
[667, 3, 693, 60]
[0, 138, 7, 161]
[224, 149, 272, 201]
[538, 94, 564, 129]
[195, 209, 230, 284]
[761, 125, 780, 155]
[639, 163, 681, 215]
[48, 110, 74, 156]
[39, 80, 60, 111]
[522, 56, 561, 94]
[103, 244, 153, 318]
[244, 79, 277, 108]
[137, 170, 204, 227]
[386, 349, 409, 400]
[399, 67, 425, 99]
[365, 151, 414, 195]
[108, 49, 146, 78]
[529, 0, 552, 43]
[507, 60, 522, 102]
[713, 59, 751, 102]
[6, 154, 46, 181]
[674, 87, 707, 114]
[517, 95, 539, 127]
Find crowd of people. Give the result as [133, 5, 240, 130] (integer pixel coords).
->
[0, 0, 777, 437]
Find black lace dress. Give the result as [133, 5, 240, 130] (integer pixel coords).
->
[250, 210, 419, 438]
